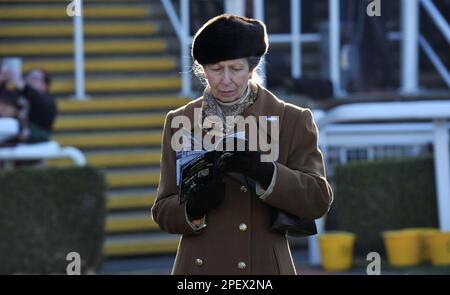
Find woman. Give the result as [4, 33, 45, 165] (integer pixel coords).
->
[151, 14, 333, 275]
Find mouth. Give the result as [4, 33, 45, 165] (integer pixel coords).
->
[219, 90, 235, 97]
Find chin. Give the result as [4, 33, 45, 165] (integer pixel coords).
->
[219, 97, 236, 103]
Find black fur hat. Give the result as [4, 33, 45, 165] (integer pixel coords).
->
[192, 14, 268, 65]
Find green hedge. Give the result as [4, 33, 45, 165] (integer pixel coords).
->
[334, 156, 438, 256]
[0, 166, 106, 274]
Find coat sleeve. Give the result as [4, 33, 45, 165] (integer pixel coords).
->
[261, 108, 334, 220]
[151, 111, 201, 235]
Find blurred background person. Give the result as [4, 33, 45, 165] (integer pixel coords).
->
[0, 68, 57, 143]
[0, 89, 26, 146]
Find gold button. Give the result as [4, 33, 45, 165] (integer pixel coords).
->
[239, 223, 248, 232]
[240, 186, 248, 193]
[195, 258, 204, 266]
[238, 261, 246, 269]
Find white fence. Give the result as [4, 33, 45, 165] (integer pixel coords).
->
[307, 100, 450, 265]
[0, 141, 86, 168]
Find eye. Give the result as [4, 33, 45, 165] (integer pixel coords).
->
[232, 68, 243, 72]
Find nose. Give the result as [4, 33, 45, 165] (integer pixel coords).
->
[222, 68, 232, 85]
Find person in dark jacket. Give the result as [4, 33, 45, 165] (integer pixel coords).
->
[0, 68, 57, 142]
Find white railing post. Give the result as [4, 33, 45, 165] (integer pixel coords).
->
[73, 0, 86, 100]
[161, 0, 182, 41]
[180, 0, 192, 97]
[308, 217, 325, 266]
[401, 0, 420, 94]
[253, 0, 266, 87]
[291, 0, 301, 79]
[62, 146, 87, 166]
[329, 0, 342, 98]
[433, 119, 450, 231]
[308, 128, 329, 266]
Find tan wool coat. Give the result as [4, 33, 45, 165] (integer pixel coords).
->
[151, 85, 333, 275]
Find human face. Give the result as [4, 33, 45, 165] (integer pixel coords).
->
[25, 70, 48, 93]
[204, 58, 252, 103]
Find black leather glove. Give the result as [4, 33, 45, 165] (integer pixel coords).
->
[224, 151, 275, 189]
[186, 178, 225, 220]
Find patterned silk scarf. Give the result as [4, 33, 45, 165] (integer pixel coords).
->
[200, 81, 258, 135]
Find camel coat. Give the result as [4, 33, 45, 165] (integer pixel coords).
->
[151, 85, 333, 275]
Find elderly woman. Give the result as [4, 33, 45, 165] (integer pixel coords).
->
[151, 14, 333, 275]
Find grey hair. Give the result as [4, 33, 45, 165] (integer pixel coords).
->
[192, 56, 265, 87]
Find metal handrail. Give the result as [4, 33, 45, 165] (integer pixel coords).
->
[161, 0, 183, 40]
[161, 0, 192, 96]
[419, 0, 450, 88]
[0, 141, 87, 167]
[316, 100, 450, 127]
[419, 35, 450, 87]
[420, 0, 450, 43]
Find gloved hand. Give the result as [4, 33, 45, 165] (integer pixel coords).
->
[223, 151, 275, 189]
[186, 177, 225, 220]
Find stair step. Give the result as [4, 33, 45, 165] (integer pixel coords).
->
[48, 150, 161, 168]
[0, 6, 150, 20]
[0, 22, 160, 37]
[0, 40, 167, 56]
[23, 57, 177, 74]
[107, 190, 156, 210]
[0, 0, 189, 261]
[104, 234, 179, 257]
[50, 75, 180, 94]
[106, 213, 159, 233]
[53, 131, 162, 148]
[54, 113, 166, 131]
[106, 169, 159, 188]
[58, 96, 189, 113]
